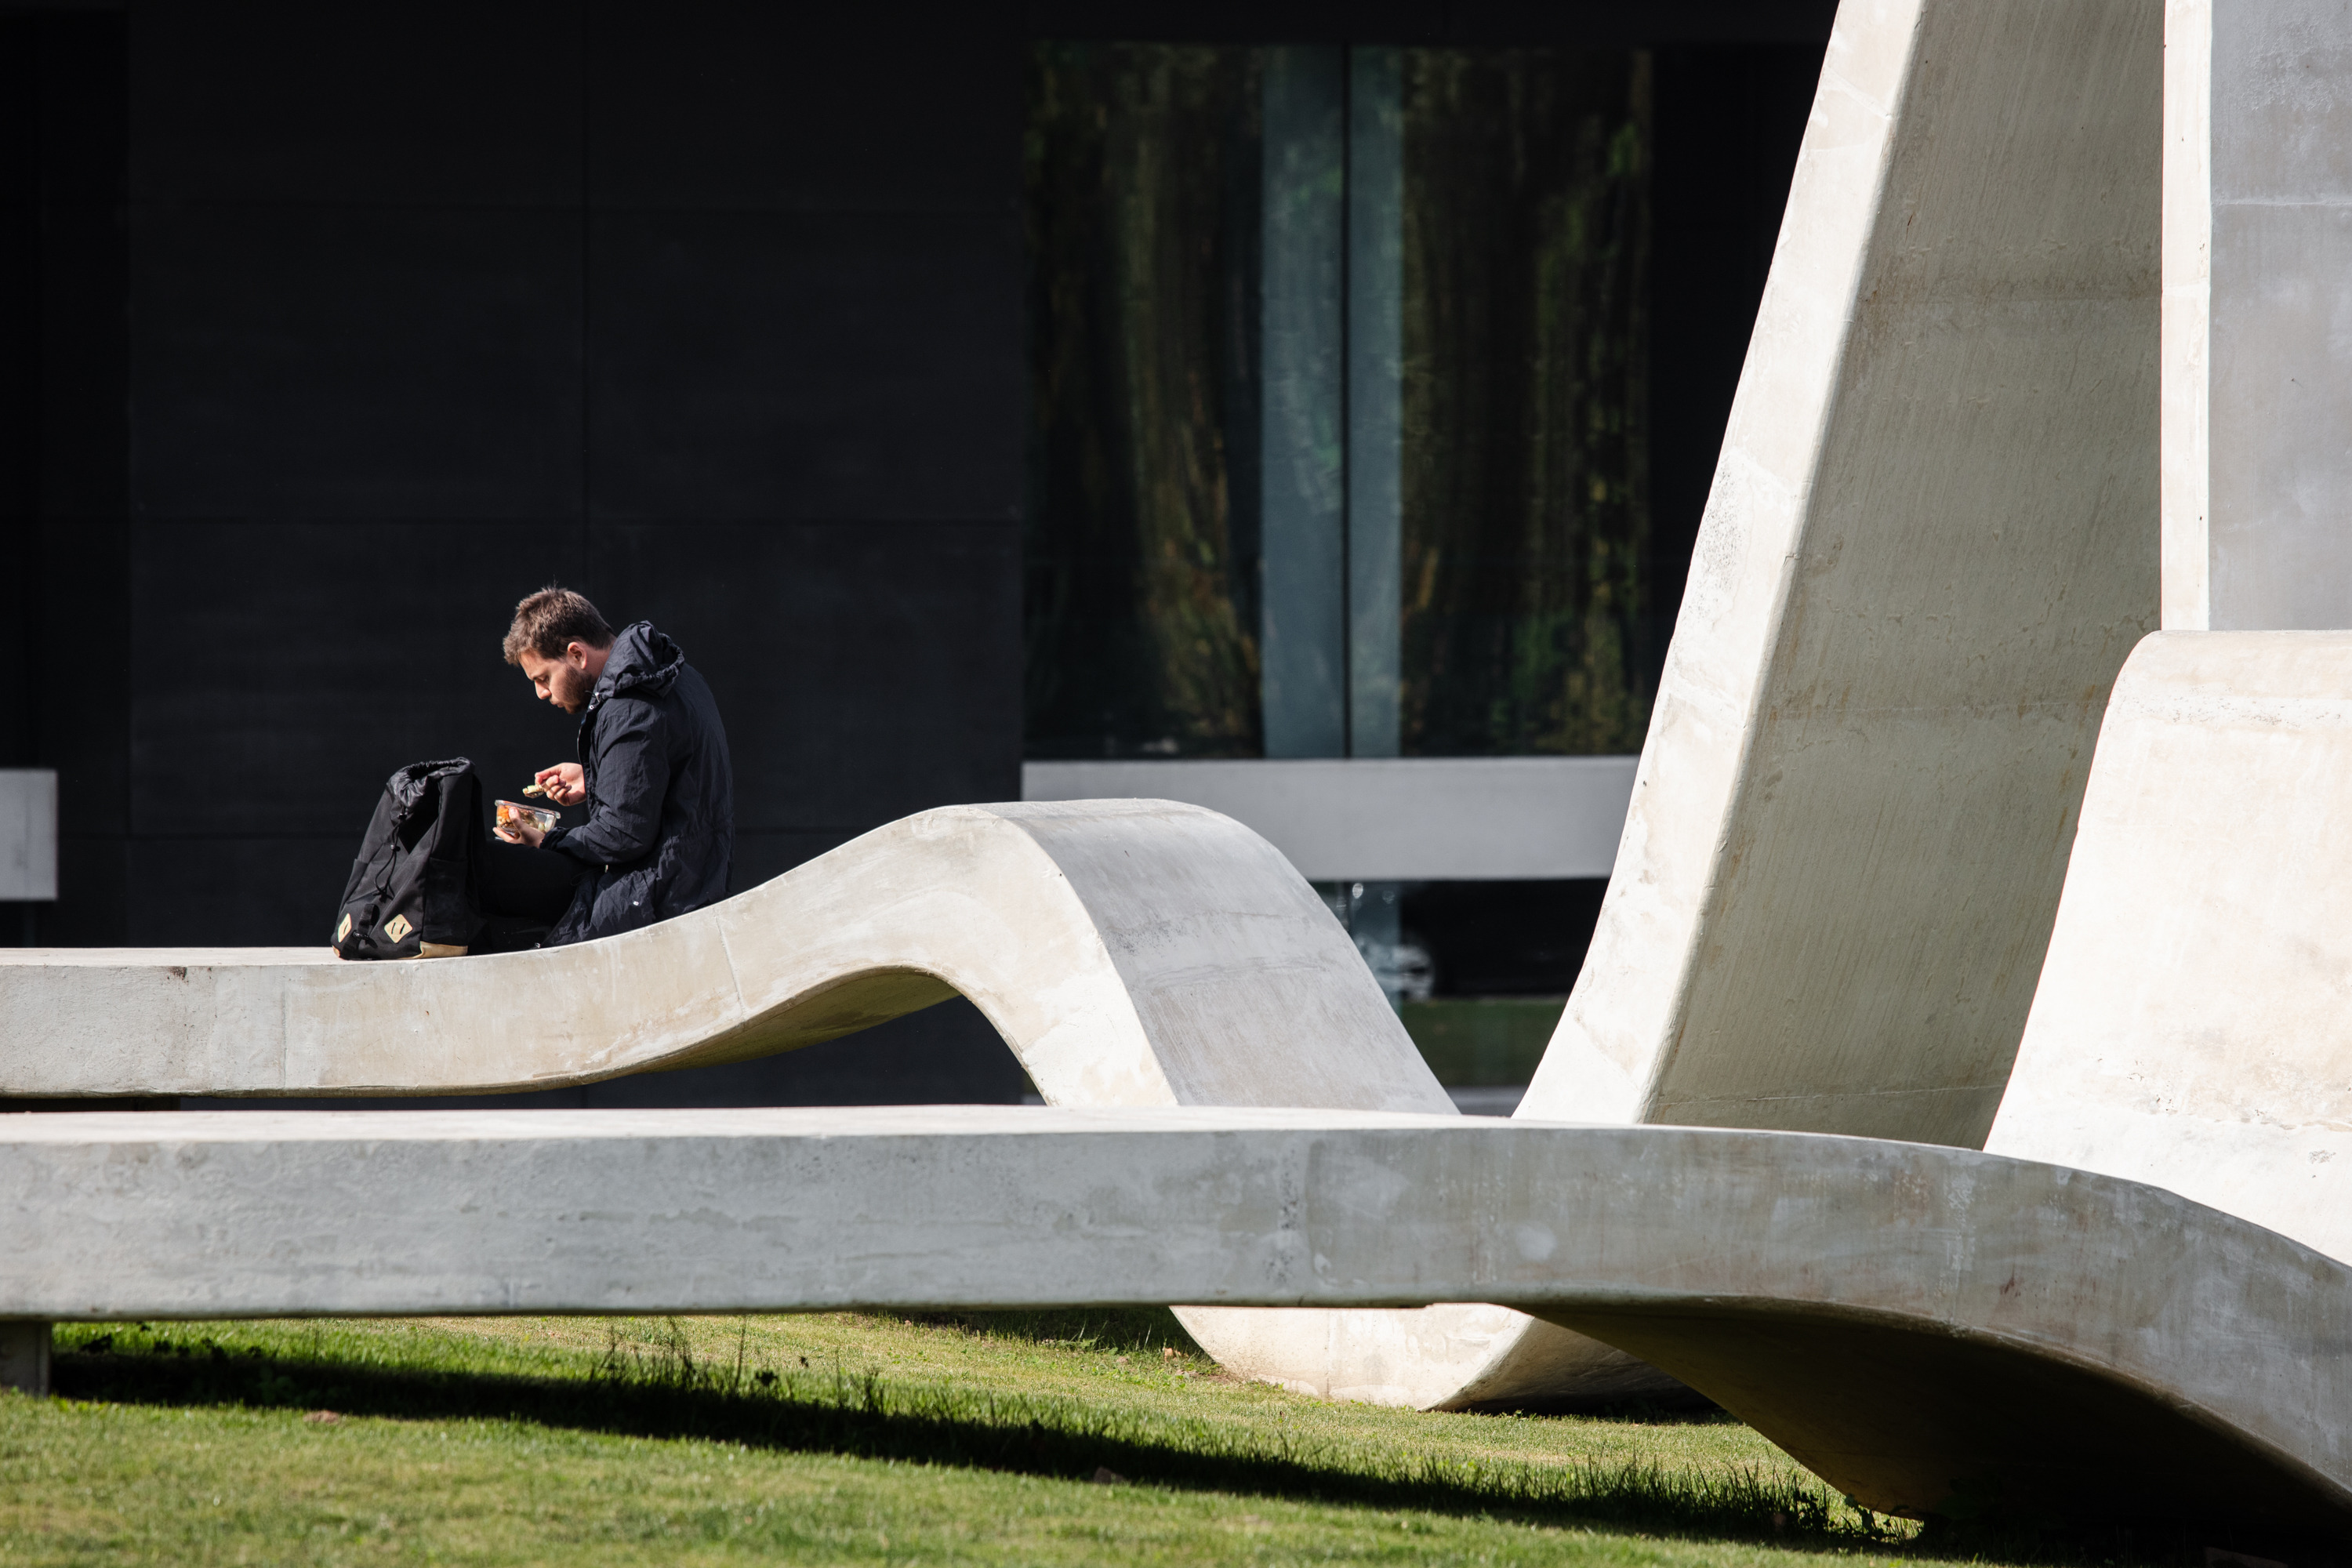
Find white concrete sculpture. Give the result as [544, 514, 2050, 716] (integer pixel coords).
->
[4, 792, 1681, 1406]
[2038, 0, 2352, 1281]
[1989, 630, 2352, 1260]
[2, 1105, 2347, 1535]
[0, 799, 1441, 1114]
[13, 643, 2352, 1530]
[0, 0, 2178, 1416]
[5, 0, 2348, 1539]
[1194, 0, 2165, 1406]
[1537, 0, 2159, 1145]
[2161, 0, 2352, 630]
[0, 795, 1660, 1405]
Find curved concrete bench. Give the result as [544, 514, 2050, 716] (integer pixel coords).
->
[0, 799, 1440, 1114]
[0, 793, 1646, 1402]
[0, 797, 1653, 1407]
[2, 1105, 2346, 1537]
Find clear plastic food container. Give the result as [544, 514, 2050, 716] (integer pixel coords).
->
[495, 799, 560, 837]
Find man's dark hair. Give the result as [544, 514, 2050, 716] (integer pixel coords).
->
[503, 586, 615, 664]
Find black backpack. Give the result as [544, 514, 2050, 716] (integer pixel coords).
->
[332, 758, 485, 960]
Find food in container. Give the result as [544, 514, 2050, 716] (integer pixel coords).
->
[495, 799, 560, 837]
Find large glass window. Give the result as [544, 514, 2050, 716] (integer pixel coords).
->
[1024, 42, 1653, 761]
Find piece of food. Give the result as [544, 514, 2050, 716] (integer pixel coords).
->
[523, 782, 546, 797]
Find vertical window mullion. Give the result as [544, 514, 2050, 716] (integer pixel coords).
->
[1346, 45, 1404, 761]
[1258, 46, 1347, 759]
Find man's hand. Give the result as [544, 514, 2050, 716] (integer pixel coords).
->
[535, 763, 586, 806]
[494, 821, 546, 848]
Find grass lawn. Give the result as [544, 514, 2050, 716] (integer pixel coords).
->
[0, 1310, 2123, 1566]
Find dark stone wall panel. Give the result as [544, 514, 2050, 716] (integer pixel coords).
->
[45, 834, 126, 948]
[131, 0, 583, 206]
[587, 2, 1015, 213]
[126, 834, 350, 946]
[127, 516, 1015, 908]
[0, 27, 33, 770]
[1020, 1, 1834, 45]
[590, 520, 1021, 832]
[579, 1000, 1025, 1106]
[188, 997, 1029, 1109]
[586, 211, 1021, 521]
[38, 516, 131, 839]
[129, 521, 588, 838]
[33, 17, 129, 521]
[132, 205, 583, 521]
[730, 828, 867, 895]
[5, 17, 130, 938]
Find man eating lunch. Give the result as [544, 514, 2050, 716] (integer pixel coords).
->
[483, 586, 735, 948]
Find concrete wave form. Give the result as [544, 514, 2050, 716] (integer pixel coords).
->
[1989, 631, 2352, 1266]
[2, 1105, 2347, 1536]
[1203, 0, 2169, 1411]
[0, 798, 1439, 1108]
[0, 795, 1647, 1407]
[0, 0, 2203, 1421]
[6, 0, 2332, 1493]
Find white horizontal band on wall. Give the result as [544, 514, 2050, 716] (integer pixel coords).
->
[1020, 757, 1636, 881]
[0, 771, 57, 902]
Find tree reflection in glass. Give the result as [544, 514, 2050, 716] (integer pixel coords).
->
[1400, 49, 1651, 758]
[1025, 44, 1265, 760]
[1023, 43, 1653, 762]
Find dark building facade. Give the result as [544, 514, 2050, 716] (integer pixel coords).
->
[0, 2, 1827, 1105]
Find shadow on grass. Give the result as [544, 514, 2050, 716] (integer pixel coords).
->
[46, 1326, 2246, 1567]
[52, 1326, 1868, 1553]
[926, 1308, 1730, 1422]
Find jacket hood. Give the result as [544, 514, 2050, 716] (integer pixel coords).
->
[592, 621, 684, 706]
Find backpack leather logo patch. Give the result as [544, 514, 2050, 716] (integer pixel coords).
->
[335, 913, 353, 943]
[385, 913, 414, 943]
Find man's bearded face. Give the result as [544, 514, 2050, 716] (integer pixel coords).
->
[519, 647, 597, 714]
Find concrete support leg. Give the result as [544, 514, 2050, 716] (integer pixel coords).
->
[0, 1321, 51, 1395]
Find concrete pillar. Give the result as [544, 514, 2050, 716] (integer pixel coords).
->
[0, 1322, 50, 1395]
[1531, 0, 2161, 1148]
[2163, 0, 2352, 630]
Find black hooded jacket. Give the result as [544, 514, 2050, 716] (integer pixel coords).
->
[543, 621, 734, 946]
